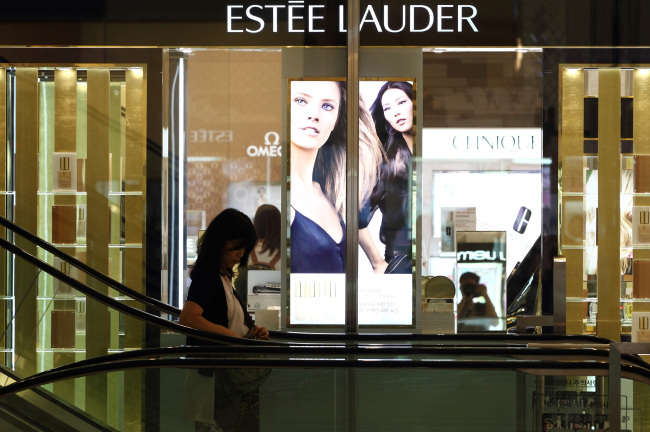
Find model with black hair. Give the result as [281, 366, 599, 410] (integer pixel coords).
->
[368, 81, 414, 273]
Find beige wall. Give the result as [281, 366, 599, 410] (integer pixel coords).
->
[187, 50, 283, 222]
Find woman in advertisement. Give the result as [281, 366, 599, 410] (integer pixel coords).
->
[290, 80, 385, 274]
[290, 80, 347, 273]
[368, 81, 414, 273]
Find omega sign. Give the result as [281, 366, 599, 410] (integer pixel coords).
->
[247, 131, 282, 157]
[227, 3, 478, 33]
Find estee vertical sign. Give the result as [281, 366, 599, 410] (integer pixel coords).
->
[227, 2, 478, 34]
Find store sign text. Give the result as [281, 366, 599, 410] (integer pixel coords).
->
[423, 128, 542, 160]
[452, 134, 536, 151]
[227, 3, 478, 34]
[189, 129, 233, 143]
[457, 250, 506, 262]
[247, 131, 282, 157]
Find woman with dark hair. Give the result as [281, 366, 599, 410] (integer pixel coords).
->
[290, 80, 347, 273]
[181, 209, 270, 432]
[180, 208, 269, 341]
[368, 81, 414, 273]
[252, 204, 281, 267]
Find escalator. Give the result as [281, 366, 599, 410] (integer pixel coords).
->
[0, 217, 648, 430]
[0, 343, 648, 431]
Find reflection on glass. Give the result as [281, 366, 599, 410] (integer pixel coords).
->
[456, 231, 506, 332]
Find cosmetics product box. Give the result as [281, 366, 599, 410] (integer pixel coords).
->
[594, 414, 609, 431]
[633, 260, 650, 298]
[568, 413, 591, 430]
[541, 413, 564, 430]
[77, 204, 86, 240]
[52, 256, 73, 296]
[632, 312, 650, 342]
[634, 155, 650, 193]
[52, 205, 77, 244]
[51, 310, 75, 349]
[75, 300, 86, 334]
[633, 206, 650, 245]
[52, 152, 77, 192]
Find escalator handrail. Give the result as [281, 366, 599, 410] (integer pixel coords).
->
[0, 217, 621, 348]
[0, 232, 620, 350]
[3, 356, 650, 400]
[0, 236, 282, 346]
[0, 215, 181, 316]
[266, 330, 615, 345]
[26, 343, 650, 379]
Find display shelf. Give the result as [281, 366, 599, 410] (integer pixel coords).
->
[38, 296, 150, 302]
[567, 297, 650, 303]
[108, 243, 142, 249]
[37, 191, 87, 196]
[108, 191, 143, 196]
[561, 191, 650, 198]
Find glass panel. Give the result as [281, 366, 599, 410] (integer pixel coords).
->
[420, 49, 544, 333]
[2, 360, 644, 431]
[1, 65, 147, 366]
[557, 62, 650, 339]
[175, 47, 348, 331]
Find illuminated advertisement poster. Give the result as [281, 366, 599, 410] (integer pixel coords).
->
[288, 79, 415, 326]
[357, 80, 415, 325]
[289, 79, 347, 325]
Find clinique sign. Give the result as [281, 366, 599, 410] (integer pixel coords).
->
[227, 3, 478, 34]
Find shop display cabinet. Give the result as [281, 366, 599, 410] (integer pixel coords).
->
[559, 65, 650, 341]
[0, 65, 147, 422]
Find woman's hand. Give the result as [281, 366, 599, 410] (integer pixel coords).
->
[251, 325, 270, 340]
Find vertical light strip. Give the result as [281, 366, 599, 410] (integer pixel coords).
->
[14, 68, 38, 376]
[54, 69, 77, 153]
[52, 67, 77, 403]
[560, 67, 585, 334]
[123, 66, 146, 432]
[597, 68, 621, 341]
[124, 67, 145, 343]
[0, 68, 6, 350]
[177, 58, 186, 309]
[633, 68, 650, 315]
[86, 68, 110, 422]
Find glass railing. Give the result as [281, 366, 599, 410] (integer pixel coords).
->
[0, 345, 648, 431]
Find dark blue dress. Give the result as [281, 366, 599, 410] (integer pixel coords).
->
[291, 209, 345, 273]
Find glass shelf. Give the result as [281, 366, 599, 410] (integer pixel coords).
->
[37, 191, 142, 196]
[561, 191, 650, 198]
[108, 243, 142, 249]
[49, 243, 142, 248]
[38, 296, 138, 301]
[567, 297, 650, 302]
[560, 245, 641, 250]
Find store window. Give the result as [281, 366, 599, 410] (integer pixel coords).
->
[173, 46, 545, 334]
[420, 49, 543, 332]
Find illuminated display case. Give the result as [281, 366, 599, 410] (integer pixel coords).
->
[556, 56, 650, 341]
[0, 63, 148, 424]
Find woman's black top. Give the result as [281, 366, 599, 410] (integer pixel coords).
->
[185, 271, 253, 346]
